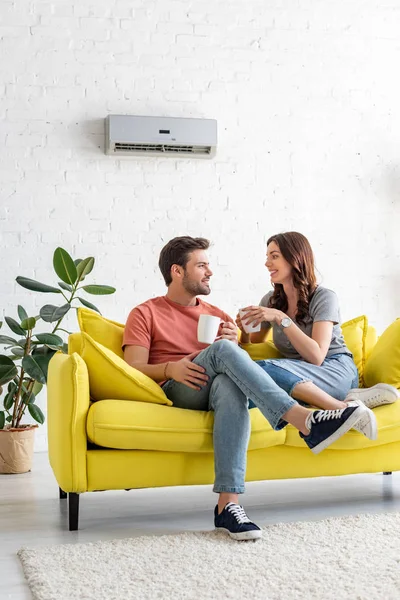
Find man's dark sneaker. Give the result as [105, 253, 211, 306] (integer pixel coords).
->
[299, 403, 367, 454]
[214, 502, 262, 541]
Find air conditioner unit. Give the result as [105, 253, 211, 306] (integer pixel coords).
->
[105, 115, 217, 159]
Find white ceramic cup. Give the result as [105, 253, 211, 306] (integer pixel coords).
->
[239, 308, 261, 334]
[197, 314, 221, 344]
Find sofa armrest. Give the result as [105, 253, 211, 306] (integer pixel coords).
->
[47, 352, 90, 493]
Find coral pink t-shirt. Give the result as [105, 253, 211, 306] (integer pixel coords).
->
[123, 295, 233, 364]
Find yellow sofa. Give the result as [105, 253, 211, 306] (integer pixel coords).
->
[47, 310, 400, 530]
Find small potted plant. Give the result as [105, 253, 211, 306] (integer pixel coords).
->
[0, 247, 116, 474]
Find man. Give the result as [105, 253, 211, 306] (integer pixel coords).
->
[123, 236, 372, 541]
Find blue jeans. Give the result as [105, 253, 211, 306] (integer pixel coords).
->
[161, 339, 296, 494]
[250, 354, 359, 409]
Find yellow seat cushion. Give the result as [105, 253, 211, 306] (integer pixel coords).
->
[78, 308, 124, 357]
[86, 400, 285, 452]
[364, 319, 400, 390]
[78, 332, 172, 406]
[284, 401, 400, 450]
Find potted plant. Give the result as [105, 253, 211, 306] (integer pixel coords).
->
[0, 247, 116, 474]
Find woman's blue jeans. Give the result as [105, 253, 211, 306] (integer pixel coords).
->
[162, 339, 296, 494]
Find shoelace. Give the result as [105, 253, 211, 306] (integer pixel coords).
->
[226, 503, 251, 524]
[309, 407, 347, 425]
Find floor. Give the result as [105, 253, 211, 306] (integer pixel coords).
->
[1, 453, 400, 600]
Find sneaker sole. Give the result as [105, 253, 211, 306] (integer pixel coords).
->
[310, 405, 367, 455]
[352, 409, 378, 440]
[348, 384, 400, 409]
[215, 526, 262, 541]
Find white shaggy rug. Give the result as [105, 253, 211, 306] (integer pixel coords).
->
[18, 512, 400, 600]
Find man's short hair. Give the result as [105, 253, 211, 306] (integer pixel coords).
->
[159, 236, 210, 286]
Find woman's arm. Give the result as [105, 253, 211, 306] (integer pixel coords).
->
[281, 320, 333, 366]
[238, 305, 333, 365]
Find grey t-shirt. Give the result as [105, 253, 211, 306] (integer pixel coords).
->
[259, 286, 351, 360]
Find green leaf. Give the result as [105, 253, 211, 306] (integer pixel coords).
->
[40, 304, 70, 323]
[0, 335, 19, 346]
[6, 415, 12, 423]
[77, 297, 101, 314]
[10, 347, 24, 358]
[82, 285, 116, 295]
[58, 281, 72, 291]
[22, 390, 35, 405]
[7, 381, 17, 393]
[0, 411, 5, 429]
[76, 257, 95, 281]
[53, 247, 77, 286]
[22, 356, 47, 384]
[30, 349, 56, 381]
[16, 277, 62, 294]
[21, 317, 37, 330]
[28, 403, 45, 425]
[3, 389, 15, 410]
[0, 356, 18, 386]
[32, 381, 43, 396]
[74, 259, 83, 266]
[34, 333, 63, 346]
[5, 317, 26, 336]
[17, 305, 28, 321]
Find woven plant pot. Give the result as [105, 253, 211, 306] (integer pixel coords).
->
[0, 425, 37, 474]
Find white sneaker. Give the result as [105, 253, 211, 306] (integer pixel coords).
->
[346, 383, 399, 410]
[347, 400, 377, 440]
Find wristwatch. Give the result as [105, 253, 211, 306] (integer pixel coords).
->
[281, 316, 293, 329]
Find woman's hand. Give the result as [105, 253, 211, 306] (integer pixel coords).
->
[235, 312, 247, 334]
[216, 321, 239, 343]
[167, 352, 209, 390]
[240, 305, 282, 328]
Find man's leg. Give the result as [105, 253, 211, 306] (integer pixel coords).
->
[163, 370, 262, 540]
[191, 340, 370, 453]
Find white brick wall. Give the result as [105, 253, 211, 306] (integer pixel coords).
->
[1, 0, 400, 452]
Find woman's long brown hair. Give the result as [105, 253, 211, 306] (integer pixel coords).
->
[267, 232, 317, 324]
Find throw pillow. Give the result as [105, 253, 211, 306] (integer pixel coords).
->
[341, 315, 369, 387]
[364, 319, 400, 390]
[78, 332, 172, 405]
[78, 308, 124, 357]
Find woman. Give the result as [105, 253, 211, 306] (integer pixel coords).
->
[236, 232, 399, 438]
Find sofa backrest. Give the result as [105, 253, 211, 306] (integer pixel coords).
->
[72, 309, 377, 388]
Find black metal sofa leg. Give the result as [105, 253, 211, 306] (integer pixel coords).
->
[69, 493, 80, 531]
[59, 487, 67, 499]
[383, 472, 392, 475]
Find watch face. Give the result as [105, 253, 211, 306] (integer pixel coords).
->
[282, 317, 292, 328]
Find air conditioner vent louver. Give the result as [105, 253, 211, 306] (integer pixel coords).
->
[106, 115, 217, 159]
[114, 143, 211, 155]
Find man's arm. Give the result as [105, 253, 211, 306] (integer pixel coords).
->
[124, 345, 209, 390]
[124, 345, 167, 382]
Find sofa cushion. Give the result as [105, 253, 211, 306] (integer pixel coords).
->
[79, 333, 172, 406]
[341, 315, 372, 387]
[86, 401, 285, 452]
[78, 308, 124, 357]
[364, 319, 400, 390]
[284, 402, 400, 450]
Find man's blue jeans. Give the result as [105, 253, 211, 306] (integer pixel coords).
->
[161, 340, 296, 494]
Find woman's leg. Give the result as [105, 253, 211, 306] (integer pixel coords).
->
[256, 355, 358, 410]
[292, 381, 346, 410]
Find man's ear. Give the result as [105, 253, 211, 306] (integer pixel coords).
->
[171, 264, 183, 279]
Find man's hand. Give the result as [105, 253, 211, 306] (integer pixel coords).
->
[216, 321, 239, 343]
[167, 351, 209, 391]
